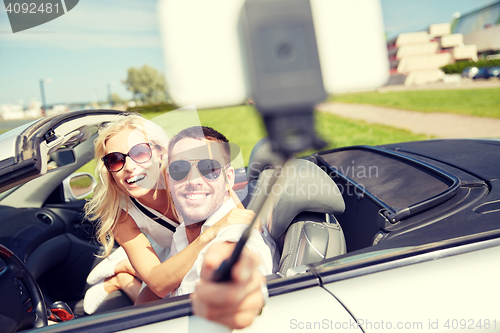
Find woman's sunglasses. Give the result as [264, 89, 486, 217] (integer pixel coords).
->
[168, 159, 222, 181]
[102, 143, 153, 172]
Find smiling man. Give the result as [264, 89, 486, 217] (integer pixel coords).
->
[167, 128, 233, 238]
[167, 126, 274, 296]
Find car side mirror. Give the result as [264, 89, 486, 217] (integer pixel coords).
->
[62, 172, 97, 202]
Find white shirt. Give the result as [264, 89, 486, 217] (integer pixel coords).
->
[170, 198, 274, 296]
[124, 197, 179, 263]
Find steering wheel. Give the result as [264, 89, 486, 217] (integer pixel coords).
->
[0, 244, 47, 332]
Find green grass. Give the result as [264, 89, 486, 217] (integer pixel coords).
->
[331, 88, 500, 119]
[142, 106, 428, 165]
[3, 87, 492, 179]
[1, 105, 427, 178]
[77, 159, 97, 177]
[314, 111, 429, 149]
[140, 106, 267, 166]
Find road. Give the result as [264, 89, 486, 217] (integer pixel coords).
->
[316, 102, 500, 139]
[317, 79, 500, 139]
[0, 119, 36, 132]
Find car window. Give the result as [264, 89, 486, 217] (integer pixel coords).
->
[318, 148, 453, 209]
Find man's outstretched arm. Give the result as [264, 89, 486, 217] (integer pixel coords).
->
[190, 242, 266, 330]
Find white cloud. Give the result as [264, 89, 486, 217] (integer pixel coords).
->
[0, 0, 162, 49]
[55, 2, 160, 33]
[1, 31, 162, 50]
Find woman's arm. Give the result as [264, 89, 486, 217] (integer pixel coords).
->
[114, 208, 257, 298]
[114, 212, 214, 298]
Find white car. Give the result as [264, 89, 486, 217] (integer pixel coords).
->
[0, 110, 498, 333]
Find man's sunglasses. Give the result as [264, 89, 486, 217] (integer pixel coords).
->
[168, 159, 222, 181]
[102, 143, 153, 172]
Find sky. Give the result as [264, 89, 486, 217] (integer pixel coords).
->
[0, 0, 496, 106]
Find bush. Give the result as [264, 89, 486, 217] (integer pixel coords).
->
[441, 59, 500, 74]
[126, 102, 178, 114]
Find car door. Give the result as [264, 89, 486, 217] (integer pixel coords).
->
[319, 238, 500, 332]
[0, 110, 125, 310]
[24, 272, 361, 333]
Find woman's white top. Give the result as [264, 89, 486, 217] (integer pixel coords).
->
[122, 196, 179, 262]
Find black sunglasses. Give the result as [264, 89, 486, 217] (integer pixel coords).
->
[102, 143, 153, 172]
[168, 159, 222, 181]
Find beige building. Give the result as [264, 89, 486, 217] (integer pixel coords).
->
[387, 1, 500, 86]
[453, 0, 500, 56]
[388, 23, 478, 86]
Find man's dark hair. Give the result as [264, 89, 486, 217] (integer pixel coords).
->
[168, 126, 231, 163]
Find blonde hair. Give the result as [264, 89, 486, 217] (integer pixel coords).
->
[84, 113, 174, 258]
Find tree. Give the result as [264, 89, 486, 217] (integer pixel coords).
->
[123, 65, 167, 104]
[111, 93, 124, 105]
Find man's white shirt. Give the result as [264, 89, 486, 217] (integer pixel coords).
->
[169, 198, 274, 296]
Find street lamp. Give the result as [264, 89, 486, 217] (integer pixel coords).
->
[39, 78, 52, 116]
[107, 82, 116, 106]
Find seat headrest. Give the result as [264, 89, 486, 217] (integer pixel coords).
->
[247, 138, 286, 184]
[247, 159, 345, 240]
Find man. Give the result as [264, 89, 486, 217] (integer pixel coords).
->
[191, 242, 267, 329]
[136, 126, 273, 328]
[166, 126, 274, 296]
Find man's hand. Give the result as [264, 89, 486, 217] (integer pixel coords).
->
[190, 242, 266, 330]
[207, 208, 263, 240]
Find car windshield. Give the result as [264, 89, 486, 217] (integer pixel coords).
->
[0, 185, 21, 201]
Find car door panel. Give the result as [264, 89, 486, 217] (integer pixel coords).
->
[47, 201, 99, 243]
[117, 286, 361, 333]
[323, 245, 500, 332]
[0, 206, 64, 261]
[238, 286, 362, 332]
[36, 234, 98, 304]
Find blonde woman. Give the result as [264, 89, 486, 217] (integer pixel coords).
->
[83, 113, 258, 318]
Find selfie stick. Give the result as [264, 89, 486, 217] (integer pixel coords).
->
[213, 0, 327, 282]
[212, 171, 280, 281]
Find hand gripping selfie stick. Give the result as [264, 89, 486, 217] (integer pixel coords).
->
[213, 0, 327, 282]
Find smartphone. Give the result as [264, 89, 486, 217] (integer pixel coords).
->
[157, 0, 389, 281]
[157, 0, 389, 110]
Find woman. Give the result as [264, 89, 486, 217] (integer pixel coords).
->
[83, 113, 258, 315]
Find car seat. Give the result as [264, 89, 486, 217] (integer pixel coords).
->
[242, 138, 286, 207]
[246, 158, 346, 277]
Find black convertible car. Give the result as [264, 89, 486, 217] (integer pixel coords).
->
[0, 110, 499, 332]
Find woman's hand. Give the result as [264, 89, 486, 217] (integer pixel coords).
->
[190, 242, 265, 329]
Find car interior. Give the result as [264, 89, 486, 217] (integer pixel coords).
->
[0, 111, 494, 332]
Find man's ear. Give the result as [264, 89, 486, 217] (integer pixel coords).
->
[224, 166, 235, 190]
